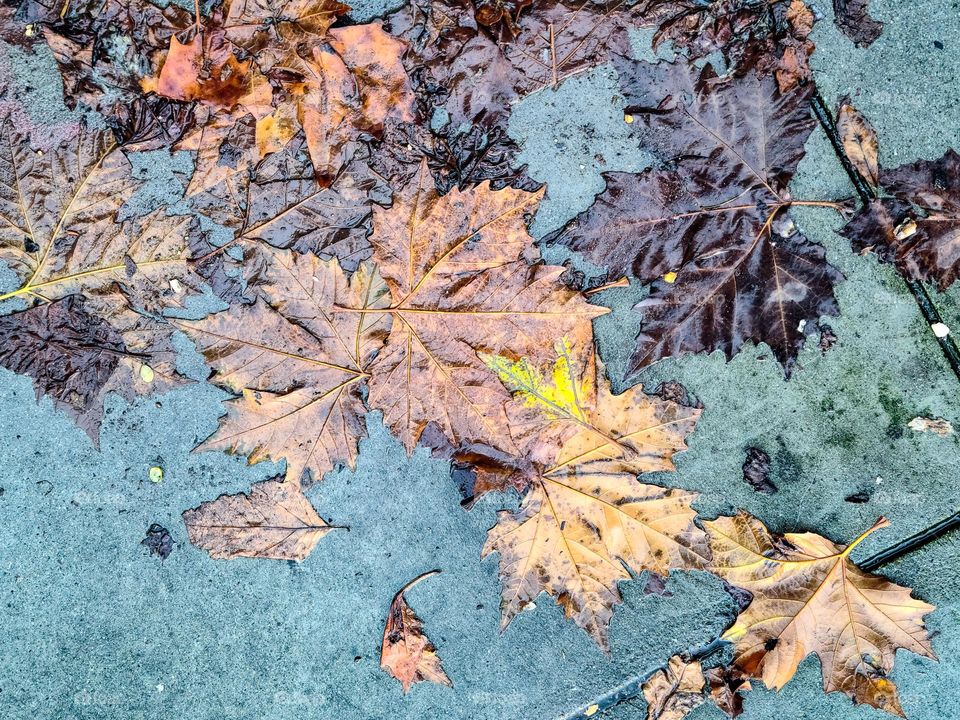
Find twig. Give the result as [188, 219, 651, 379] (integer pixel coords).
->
[194, 0, 202, 30]
[809, 90, 960, 384]
[860, 511, 960, 572]
[549, 23, 558, 89]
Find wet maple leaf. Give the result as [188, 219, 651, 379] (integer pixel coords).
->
[705, 512, 936, 715]
[221, 0, 350, 65]
[350, 160, 605, 455]
[0, 295, 137, 441]
[183, 477, 341, 560]
[387, 0, 639, 132]
[547, 57, 842, 378]
[380, 570, 452, 693]
[0, 123, 199, 311]
[176, 247, 391, 486]
[481, 343, 706, 648]
[842, 149, 960, 290]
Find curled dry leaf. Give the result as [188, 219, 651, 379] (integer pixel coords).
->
[837, 96, 880, 188]
[642, 655, 706, 720]
[481, 342, 706, 648]
[704, 665, 751, 718]
[706, 512, 936, 715]
[907, 416, 954, 437]
[380, 570, 453, 693]
[183, 477, 340, 560]
[176, 248, 391, 486]
[842, 148, 960, 289]
[548, 57, 841, 379]
[352, 160, 604, 454]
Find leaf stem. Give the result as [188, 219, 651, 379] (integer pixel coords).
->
[395, 569, 441, 600]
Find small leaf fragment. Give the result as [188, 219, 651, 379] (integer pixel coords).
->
[380, 570, 452, 693]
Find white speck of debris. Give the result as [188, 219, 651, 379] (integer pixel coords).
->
[169, 278, 182, 294]
[579, 164, 585, 170]
[932, 322, 950, 338]
[797, 319, 807, 332]
[875, 476, 883, 485]
[156, 684, 164, 693]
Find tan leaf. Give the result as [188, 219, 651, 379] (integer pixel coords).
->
[149, 28, 252, 107]
[175, 247, 390, 485]
[380, 570, 452, 693]
[705, 512, 936, 715]
[642, 655, 707, 720]
[837, 96, 880, 189]
[351, 160, 605, 455]
[183, 478, 340, 560]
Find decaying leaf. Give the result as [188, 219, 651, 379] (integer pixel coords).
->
[642, 655, 706, 720]
[176, 248, 391, 486]
[842, 148, 960, 289]
[741, 447, 776, 494]
[380, 570, 453, 693]
[548, 57, 841, 378]
[353, 160, 604, 454]
[833, 0, 883, 47]
[705, 665, 751, 718]
[705, 512, 936, 715]
[837, 96, 880, 188]
[183, 477, 340, 560]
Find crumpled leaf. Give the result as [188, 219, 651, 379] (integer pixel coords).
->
[183, 477, 340, 560]
[176, 247, 391, 486]
[833, 0, 883, 47]
[352, 160, 605, 455]
[481, 343, 706, 648]
[380, 570, 453, 693]
[705, 512, 936, 715]
[547, 57, 842, 379]
[222, 0, 349, 65]
[642, 655, 707, 720]
[705, 666, 751, 718]
[837, 95, 880, 188]
[841, 148, 960, 289]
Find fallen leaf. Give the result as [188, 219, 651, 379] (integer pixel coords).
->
[141, 523, 173, 559]
[0, 295, 129, 441]
[183, 477, 341, 560]
[642, 655, 707, 720]
[380, 569, 453, 693]
[176, 248, 391, 486]
[837, 96, 880, 188]
[704, 665, 751, 718]
[841, 149, 960, 289]
[741, 447, 776, 494]
[705, 512, 936, 715]
[833, 0, 883, 47]
[907, 416, 954, 437]
[354, 160, 605, 454]
[149, 26, 252, 108]
[547, 57, 842, 379]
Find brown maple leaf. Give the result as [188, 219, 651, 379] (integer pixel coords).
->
[183, 477, 342, 560]
[480, 342, 706, 648]
[176, 247, 391, 486]
[841, 147, 960, 290]
[547, 57, 844, 378]
[380, 570, 453, 693]
[705, 512, 936, 715]
[343, 160, 605, 455]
